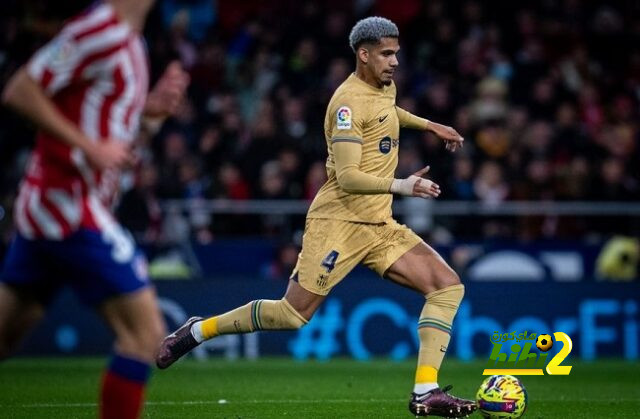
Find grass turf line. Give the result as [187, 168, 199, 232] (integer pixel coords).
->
[0, 358, 638, 418]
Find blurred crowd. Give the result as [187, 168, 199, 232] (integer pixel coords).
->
[1, 0, 640, 249]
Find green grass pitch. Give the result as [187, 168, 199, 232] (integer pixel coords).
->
[0, 357, 638, 418]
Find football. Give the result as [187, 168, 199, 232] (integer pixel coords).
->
[536, 334, 553, 352]
[476, 375, 528, 418]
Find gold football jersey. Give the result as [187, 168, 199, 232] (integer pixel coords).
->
[307, 73, 401, 223]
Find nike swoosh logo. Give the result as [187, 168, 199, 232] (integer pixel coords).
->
[378, 115, 388, 123]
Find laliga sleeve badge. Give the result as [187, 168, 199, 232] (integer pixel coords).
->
[336, 106, 352, 130]
[48, 37, 76, 68]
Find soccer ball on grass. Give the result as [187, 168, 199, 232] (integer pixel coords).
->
[476, 375, 528, 418]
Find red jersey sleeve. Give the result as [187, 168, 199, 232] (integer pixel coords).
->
[26, 4, 130, 96]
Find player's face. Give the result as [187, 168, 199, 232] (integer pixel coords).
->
[369, 37, 399, 86]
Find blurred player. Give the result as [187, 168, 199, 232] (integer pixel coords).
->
[157, 16, 475, 417]
[0, 1, 189, 418]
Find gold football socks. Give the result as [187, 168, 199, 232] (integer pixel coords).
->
[191, 299, 308, 342]
[414, 284, 465, 394]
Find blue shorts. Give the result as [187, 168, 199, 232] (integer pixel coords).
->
[0, 228, 150, 306]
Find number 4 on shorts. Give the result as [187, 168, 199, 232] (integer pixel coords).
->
[321, 250, 340, 273]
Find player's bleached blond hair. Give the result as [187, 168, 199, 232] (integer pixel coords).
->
[349, 16, 399, 53]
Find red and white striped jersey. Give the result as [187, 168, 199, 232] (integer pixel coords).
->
[15, 2, 149, 240]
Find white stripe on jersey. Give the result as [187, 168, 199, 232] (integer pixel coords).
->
[26, 46, 48, 82]
[88, 193, 115, 231]
[28, 187, 63, 240]
[26, 37, 81, 96]
[70, 148, 97, 188]
[16, 3, 149, 240]
[83, 48, 121, 80]
[76, 24, 130, 62]
[27, 7, 130, 96]
[61, 4, 114, 38]
[81, 77, 112, 141]
[126, 38, 149, 137]
[55, 22, 128, 90]
[46, 65, 75, 95]
[88, 193, 134, 263]
[46, 188, 82, 229]
[14, 185, 35, 239]
[110, 51, 136, 141]
[97, 168, 119, 204]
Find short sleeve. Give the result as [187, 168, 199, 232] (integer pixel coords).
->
[329, 100, 365, 144]
[26, 32, 88, 96]
[26, 18, 129, 97]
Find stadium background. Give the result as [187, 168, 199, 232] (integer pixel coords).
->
[0, 1, 639, 416]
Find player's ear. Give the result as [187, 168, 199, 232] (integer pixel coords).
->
[357, 47, 368, 64]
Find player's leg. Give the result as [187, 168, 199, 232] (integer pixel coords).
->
[53, 226, 163, 419]
[387, 245, 475, 416]
[0, 285, 46, 359]
[156, 278, 323, 369]
[157, 219, 366, 369]
[98, 288, 166, 419]
[194, 278, 319, 341]
[0, 234, 55, 359]
[385, 243, 462, 381]
[365, 221, 475, 417]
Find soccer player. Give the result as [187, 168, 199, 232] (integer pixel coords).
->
[157, 17, 476, 417]
[0, 1, 189, 418]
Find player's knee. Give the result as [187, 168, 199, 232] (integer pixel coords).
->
[147, 320, 167, 348]
[444, 270, 461, 287]
[427, 283, 465, 308]
[115, 320, 166, 361]
[259, 299, 308, 331]
[280, 298, 309, 330]
[433, 265, 461, 290]
[116, 336, 158, 362]
[142, 320, 167, 356]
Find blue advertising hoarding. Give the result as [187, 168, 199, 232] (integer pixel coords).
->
[17, 277, 639, 362]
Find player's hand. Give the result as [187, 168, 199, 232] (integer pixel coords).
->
[144, 61, 190, 118]
[85, 141, 136, 171]
[428, 122, 464, 153]
[411, 165, 441, 198]
[390, 166, 441, 199]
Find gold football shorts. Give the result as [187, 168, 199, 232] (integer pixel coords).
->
[290, 217, 423, 295]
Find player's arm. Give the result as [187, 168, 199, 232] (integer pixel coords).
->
[396, 106, 464, 152]
[2, 30, 133, 170]
[141, 61, 190, 136]
[333, 140, 394, 194]
[396, 106, 430, 130]
[2, 69, 132, 170]
[331, 101, 439, 198]
[333, 140, 440, 198]
[331, 102, 394, 194]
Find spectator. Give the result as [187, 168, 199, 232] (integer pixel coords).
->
[261, 242, 300, 282]
[474, 161, 509, 206]
[2, 0, 640, 242]
[304, 161, 328, 201]
[117, 163, 163, 245]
